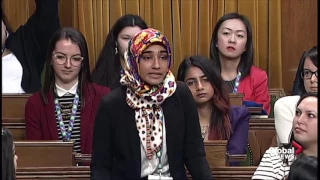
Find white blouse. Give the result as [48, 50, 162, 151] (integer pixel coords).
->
[2, 53, 25, 94]
[140, 118, 170, 178]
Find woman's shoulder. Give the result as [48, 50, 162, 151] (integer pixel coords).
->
[89, 83, 111, 94]
[248, 65, 267, 78]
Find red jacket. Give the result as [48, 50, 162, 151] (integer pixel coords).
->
[238, 65, 271, 114]
[25, 83, 110, 154]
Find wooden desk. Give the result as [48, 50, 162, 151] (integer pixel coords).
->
[17, 166, 257, 180]
[2, 94, 31, 140]
[229, 93, 244, 106]
[204, 140, 228, 167]
[248, 118, 277, 165]
[15, 141, 75, 167]
[17, 166, 90, 180]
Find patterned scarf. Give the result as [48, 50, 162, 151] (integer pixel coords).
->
[120, 28, 176, 160]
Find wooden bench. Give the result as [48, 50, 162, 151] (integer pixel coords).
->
[2, 94, 31, 140]
[15, 140, 75, 167]
[17, 166, 257, 179]
[248, 118, 277, 166]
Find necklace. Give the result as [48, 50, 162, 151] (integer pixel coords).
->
[54, 92, 80, 141]
[200, 125, 209, 139]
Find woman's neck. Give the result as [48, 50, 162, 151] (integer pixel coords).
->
[219, 54, 241, 81]
[55, 76, 79, 90]
[197, 101, 212, 126]
[303, 143, 318, 157]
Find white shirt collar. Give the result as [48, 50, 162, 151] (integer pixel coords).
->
[55, 81, 79, 97]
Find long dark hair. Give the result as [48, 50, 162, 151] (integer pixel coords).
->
[40, 27, 92, 108]
[91, 14, 148, 90]
[210, 13, 253, 79]
[177, 55, 232, 140]
[287, 156, 317, 180]
[2, 128, 15, 180]
[296, 45, 318, 95]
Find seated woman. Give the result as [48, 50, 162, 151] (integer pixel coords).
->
[25, 27, 111, 155]
[91, 14, 148, 90]
[177, 55, 250, 157]
[210, 13, 270, 115]
[91, 28, 213, 180]
[2, 128, 18, 180]
[275, 45, 317, 145]
[287, 156, 317, 180]
[2, 0, 60, 93]
[253, 92, 317, 179]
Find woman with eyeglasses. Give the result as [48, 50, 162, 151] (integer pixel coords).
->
[274, 45, 317, 146]
[25, 27, 111, 155]
[2, 0, 60, 94]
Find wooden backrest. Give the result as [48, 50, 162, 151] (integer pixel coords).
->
[75, 141, 228, 168]
[228, 93, 244, 106]
[15, 141, 75, 167]
[2, 94, 32, 140]
[269, 88, 286, 118]
[204, 140, 228, 167]
[17, 166, 90, 180]
[187, 166, 257, 180]
[248, 118, 277, 166]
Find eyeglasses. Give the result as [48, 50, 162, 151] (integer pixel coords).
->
[52, 54, 84, 67]
[301, 69, 318, 79]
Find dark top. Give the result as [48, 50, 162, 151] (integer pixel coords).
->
[90, 81, 213, 180]
[5, 0, 60, 93]
[224, 78, 236, 93]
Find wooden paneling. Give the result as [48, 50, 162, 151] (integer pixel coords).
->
[281, 0, 317, 95]
[15, 141, 75, 167]
[2, 0, 74, 31]
[249, 118, 277, 166]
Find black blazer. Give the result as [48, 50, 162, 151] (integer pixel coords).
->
[91, 81, 213, 180]
[5, 0, 60, 93]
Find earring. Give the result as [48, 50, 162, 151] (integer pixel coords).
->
[115, 47, 118, 55]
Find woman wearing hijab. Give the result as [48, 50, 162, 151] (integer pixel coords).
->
[91, 28, 213, 180]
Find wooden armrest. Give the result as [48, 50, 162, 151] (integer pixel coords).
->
[74, 153, 92, 163]
[227, 154, 247, 162]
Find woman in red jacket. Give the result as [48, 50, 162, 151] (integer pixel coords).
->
[210, 13, 270, 115]
[25, 27, 110, 155]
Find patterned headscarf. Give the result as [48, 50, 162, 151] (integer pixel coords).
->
[120, 28, 176, 160]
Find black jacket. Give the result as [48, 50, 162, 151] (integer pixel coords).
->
[91, 81, 213, 180]
[5, 0, 60, 93]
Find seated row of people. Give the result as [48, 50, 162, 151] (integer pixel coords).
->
[3, 6, 271, 115]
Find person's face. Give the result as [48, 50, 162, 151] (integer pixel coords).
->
[13, 144, 18, 172]
[184, 66, 214, 105]
[293, 96, 318, 147]
[138, 43, 169, 86]
[116, 26, 142, 58]
[216, 19, 247, 59]
[51, 39, 83, 85]
[2, 20, 7, 48]
[303, 57, 318, 93]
